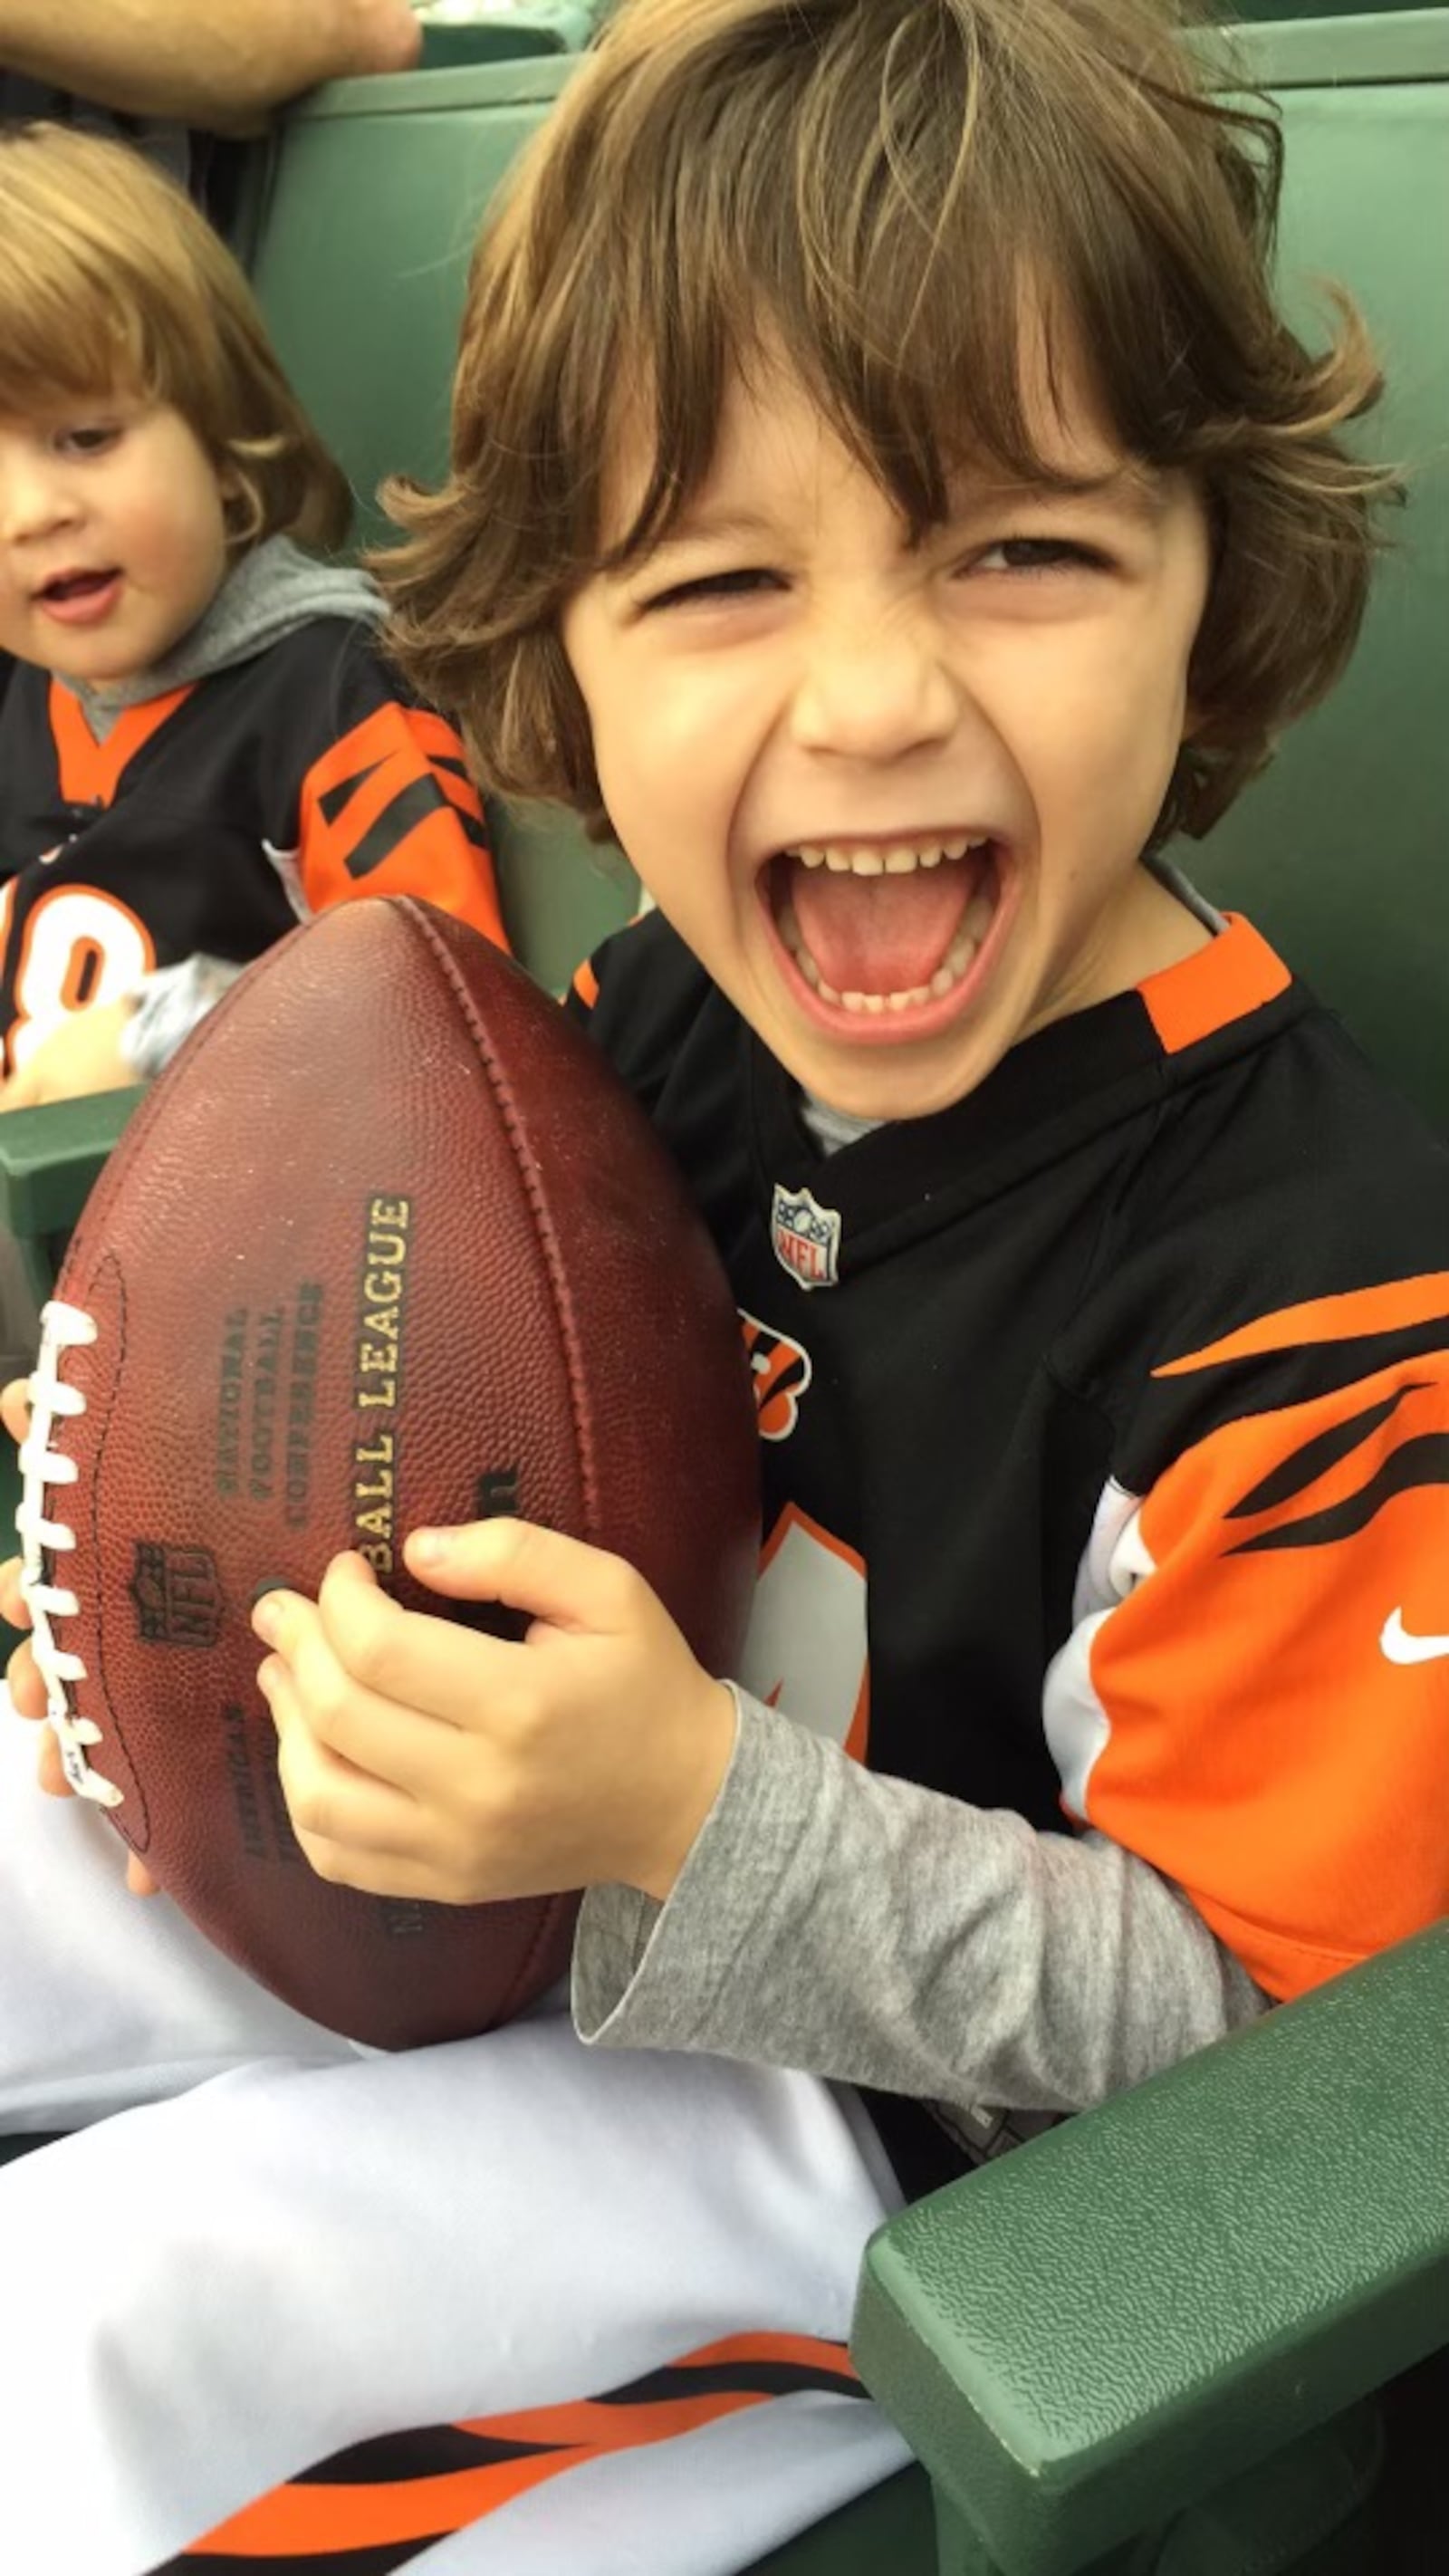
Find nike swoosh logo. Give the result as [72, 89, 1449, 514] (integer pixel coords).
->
[1380, 1606, 1449, 1666]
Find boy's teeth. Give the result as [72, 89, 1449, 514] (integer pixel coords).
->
[782, 922, 841, 1004]
[792, 835, 986, 876]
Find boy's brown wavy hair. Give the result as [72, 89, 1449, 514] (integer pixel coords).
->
[381, 0, 1397, 844]
[0, 122, 350, 554]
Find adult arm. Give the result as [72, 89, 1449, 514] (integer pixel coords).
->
[0, 0, 421, 132]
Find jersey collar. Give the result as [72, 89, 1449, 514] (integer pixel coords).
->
[750, 912, 1302, 1280]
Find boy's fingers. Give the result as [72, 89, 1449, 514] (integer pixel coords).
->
[15, 1690, 158, 1889]
[403, 1518, 640, 1632]
[1, 1377, 31, 1447]
[35, 1729, 69, 1798]
[1, 1401, 156, 1890]
[6, 1636, 44, 1719]
[0, 1553, 31, 1632]
[256, 1566, 504, 1743]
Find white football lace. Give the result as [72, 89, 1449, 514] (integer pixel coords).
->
[16, 1300, 122, 1808]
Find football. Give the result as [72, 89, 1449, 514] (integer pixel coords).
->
[17, 899, 759, 2048]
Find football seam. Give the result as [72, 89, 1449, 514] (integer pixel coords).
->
[402, 903, 604, 1544]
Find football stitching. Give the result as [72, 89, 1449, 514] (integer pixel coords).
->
[17, 1301, 119, 1803]
[85, 1251, 155, 1850]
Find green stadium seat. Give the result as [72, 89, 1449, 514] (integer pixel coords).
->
[416, 5, 598, 65]
[1195, 11, 1449, 1129]
[0, 16, 1444, 2571]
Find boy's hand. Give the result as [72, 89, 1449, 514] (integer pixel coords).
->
[254, 1523, 737, 1907]
[1, 1377, 158, 1895]
[0, 1002, 139, 1110]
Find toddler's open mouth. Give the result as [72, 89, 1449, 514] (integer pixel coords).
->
[34, 567, 123, 627]
[766, 834, 1003, 1022]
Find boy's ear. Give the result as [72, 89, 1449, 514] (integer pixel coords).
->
[216, 455, 264, 550]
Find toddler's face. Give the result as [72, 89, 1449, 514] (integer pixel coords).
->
[562, 341, 1214, 1120]
[0, 394, 231, 688]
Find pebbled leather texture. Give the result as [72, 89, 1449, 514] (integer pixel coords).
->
[37, 898, 759, 2049]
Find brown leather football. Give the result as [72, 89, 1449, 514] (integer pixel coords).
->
[18, 899, 759, 2048]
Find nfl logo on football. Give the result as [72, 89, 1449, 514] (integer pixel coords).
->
[771, 1183, 842, 1291]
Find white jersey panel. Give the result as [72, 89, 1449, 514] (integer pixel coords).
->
[1044, 1478, 1155, 1820]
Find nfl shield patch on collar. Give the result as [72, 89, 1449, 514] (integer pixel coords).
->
[771, 1182, 842, 1289]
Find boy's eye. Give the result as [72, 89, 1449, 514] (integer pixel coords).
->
[642, 567, 781, 611]
[54, 424, 122, 459]
[970, 536, 1107, 575]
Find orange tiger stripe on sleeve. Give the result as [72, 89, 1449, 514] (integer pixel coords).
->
[1154, 1274, 1449, 1378]
[296, 704, 507, 952]
[1080, 1352, 1449, 1998]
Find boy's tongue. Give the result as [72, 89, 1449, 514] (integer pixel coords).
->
[786, 853, 978, 995]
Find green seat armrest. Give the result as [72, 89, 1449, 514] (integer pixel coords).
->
[0, 1089, 145, 1256]
[852, 1923, 1449, 2576]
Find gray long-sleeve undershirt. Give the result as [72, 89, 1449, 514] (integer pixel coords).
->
[571, 1687, 1268, 2124]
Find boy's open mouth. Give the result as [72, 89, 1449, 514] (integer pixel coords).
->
[766, 834, 1001, 1014]
[34, 567, 123, 625]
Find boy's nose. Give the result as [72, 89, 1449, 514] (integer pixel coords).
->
[789, 608, 960, 763]
[0, 458, 79, 548]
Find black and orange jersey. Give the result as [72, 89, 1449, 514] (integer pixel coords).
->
[571, 905, 1449, 2006]
[0, 620, 506, 1074]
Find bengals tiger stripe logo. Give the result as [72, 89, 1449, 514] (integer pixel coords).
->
[739, 1311, 812, 1441]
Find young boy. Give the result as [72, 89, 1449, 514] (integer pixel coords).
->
[0, 121, 507, 1379]
[0, 123, 505, 1114]
[1, 3, 1446, 2570]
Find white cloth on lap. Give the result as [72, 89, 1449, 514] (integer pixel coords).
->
[0, 1712, 904, 2575]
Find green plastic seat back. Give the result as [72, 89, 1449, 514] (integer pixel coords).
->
[1185, 32, 1449, 1129]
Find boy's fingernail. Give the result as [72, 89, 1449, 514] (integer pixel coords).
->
[408, 1530, 448, 1568]
[251, 1596, 281, 1644]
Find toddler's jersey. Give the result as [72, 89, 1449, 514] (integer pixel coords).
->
[572, 908, 1449, 2006]
[0, 620, 505, 1074]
